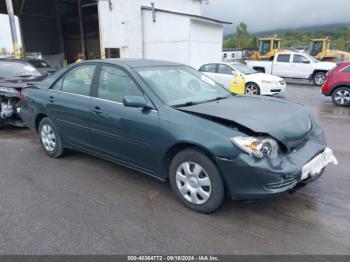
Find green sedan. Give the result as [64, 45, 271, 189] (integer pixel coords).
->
[19, 59, 338, 213]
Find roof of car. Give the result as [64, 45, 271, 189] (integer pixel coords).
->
[88, 59, 183, 68]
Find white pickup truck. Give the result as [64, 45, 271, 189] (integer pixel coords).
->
[246, 52, 336, 86]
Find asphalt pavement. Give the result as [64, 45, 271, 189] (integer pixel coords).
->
[0, 84, 349, 255]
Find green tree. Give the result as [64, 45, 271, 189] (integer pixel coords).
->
[236, 22, 251, 48]
[1, 47, 7, 56]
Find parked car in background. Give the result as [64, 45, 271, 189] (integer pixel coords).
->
[322, 62, 350, 106]
[198, 62, 286, 95]
[0, 60, 46, 128]
[246, 52, 336, 86]
[20, 59, 337, 213]
[7, 57, 57, 77]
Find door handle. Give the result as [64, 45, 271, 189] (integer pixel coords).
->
[91, 106, 103, 114]
[47, 96, 55, 102]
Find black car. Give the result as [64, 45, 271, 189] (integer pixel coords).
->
[0, 60, 47, 128]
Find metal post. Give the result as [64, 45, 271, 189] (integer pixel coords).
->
[5, 0, 21, 58]
[77, 0, 86, 56]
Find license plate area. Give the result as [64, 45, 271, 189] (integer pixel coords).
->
[301, 147, 338, 181]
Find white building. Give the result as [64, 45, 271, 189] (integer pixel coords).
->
[98, 0, 230, 66]
[0, 0, 230, 67]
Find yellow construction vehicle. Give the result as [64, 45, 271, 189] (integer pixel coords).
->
[308, 37, 350, 62]
[250, 36, 282, 60]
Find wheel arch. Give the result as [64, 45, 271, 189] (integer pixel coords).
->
[35, 113, 48, 132]
[330, 84, 350, 96]
[312, 69, 328, 77]
[162, 142, 218, 179]
[162, 142, 231, 197]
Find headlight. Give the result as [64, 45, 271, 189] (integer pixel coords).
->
[231, 136, 279, 159]
[0, 87, 18, 94]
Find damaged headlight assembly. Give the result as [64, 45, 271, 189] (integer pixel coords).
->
[231, 136, 279, 159]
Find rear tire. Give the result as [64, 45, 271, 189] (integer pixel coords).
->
[39, 117, 64, 158]
[169, 148, 225, 213]
[332, 87, 350, 106]
[312, 72, 326, 86]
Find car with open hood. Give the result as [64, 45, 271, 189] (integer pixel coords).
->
[19, 59, 337, 213]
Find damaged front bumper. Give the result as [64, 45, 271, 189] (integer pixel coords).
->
[216, 138, 338, 200]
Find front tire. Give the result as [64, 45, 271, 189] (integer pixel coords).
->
[169, 148, 225, 213]
[39, 117, 64, 158]
[332, 87, 350, 106]
[312, 72, 326, 86]
[245, 82, 260, 95]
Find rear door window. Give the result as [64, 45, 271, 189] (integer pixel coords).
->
[277, 54, 291, 63]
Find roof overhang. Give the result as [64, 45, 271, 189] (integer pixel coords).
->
[141, 6, 232, 25]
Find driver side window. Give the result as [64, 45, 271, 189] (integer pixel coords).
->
[97, 65, 143, 103]
[217, 64, 233, 75]
[293, 55, 309, 64]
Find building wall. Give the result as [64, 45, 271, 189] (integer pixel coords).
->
[142, 10, 191, 64]
[189, 19, 223, 67]
[98, 0, 202, 58]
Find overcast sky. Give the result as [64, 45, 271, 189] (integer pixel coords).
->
[201, 0, 350, 33]
[0, 14, 22, 52]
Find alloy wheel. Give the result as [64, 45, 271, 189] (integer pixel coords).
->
[314, 74, 326, 85]
[175, 162, 212, 205]
[334, 89, 350, 105]
[40, 124, 56, 152]
[245, 84, 259, 95]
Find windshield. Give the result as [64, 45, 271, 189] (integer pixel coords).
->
[231, 63, 257, 75]
[0, 61, 41, 78]
[136, 66, 231, 107]
[28, 59, 51, 68]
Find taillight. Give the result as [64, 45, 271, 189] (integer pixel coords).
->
[19, 89, 25, 101]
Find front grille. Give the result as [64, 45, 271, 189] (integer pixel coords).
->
[264, 176, 297, 191]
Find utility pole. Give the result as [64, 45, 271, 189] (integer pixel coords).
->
[5, 0, 21, 58]
[77, 0, 86, 57]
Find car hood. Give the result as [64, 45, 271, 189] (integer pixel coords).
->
[178, 96, 312, 149]
[245, 73, 283, 82]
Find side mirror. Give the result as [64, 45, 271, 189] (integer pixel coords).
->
[232, 70, 238, 75]
[123, 96, 153, 110]
[303, 60, 310, 64]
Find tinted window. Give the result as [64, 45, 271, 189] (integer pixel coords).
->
[343, 66, 350, 73]
[0, 61, 41, 77]
[277, 54, 291, 63]
[293, 55, 309, 63]
[97, 66, 142, 103]
[200, 64, 216, 73]
[61, 65, 96, 96]
[217, 64, 233, 75]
